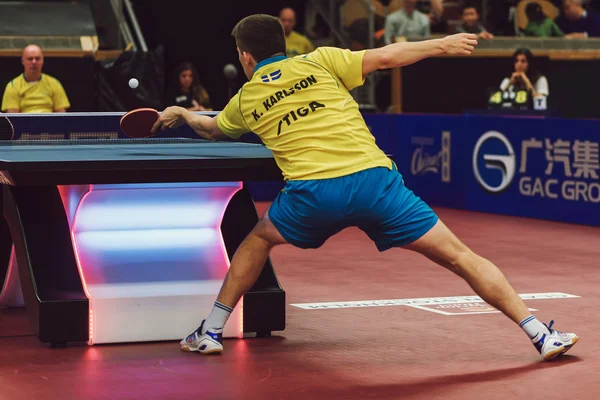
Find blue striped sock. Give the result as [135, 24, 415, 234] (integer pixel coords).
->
[519, 315, 550, 340]
[203, 301, 233, 333]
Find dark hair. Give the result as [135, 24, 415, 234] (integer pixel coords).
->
[171, 61, 210, 108]
[525, 2, 545, 22]
[512, 48, 541, 83]
[173, 61, 199, 88]
[231, 14, 286, 62]
[461, 4, 479, 13]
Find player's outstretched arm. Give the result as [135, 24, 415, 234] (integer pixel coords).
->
[152, 106, 228, 141]
[362, 33, 478, 77]
[180, 111, 229, 141]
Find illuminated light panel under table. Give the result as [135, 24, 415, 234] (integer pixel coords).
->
[0, 135, 285, 346]
[69, 182, 242, 344]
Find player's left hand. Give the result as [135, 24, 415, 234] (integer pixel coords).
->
[441, 33, 478, 56]
[151, 106, 186, 133]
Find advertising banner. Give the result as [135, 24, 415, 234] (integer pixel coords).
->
[364, 114, 600, 226]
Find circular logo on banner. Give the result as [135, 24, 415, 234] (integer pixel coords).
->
[472, 131, 516, 193]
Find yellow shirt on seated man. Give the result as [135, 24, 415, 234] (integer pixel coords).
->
[279, 7, 315, 57]
[1, 44, 70, 113]
[2, 73, 70, 113]
[285, 31, 315, 57]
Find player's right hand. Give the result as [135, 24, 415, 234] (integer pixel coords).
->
[441, 33, 478, 56]
[151, 106, 186, 133]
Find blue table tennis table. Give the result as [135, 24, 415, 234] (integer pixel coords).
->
[0, 113, 286, 346]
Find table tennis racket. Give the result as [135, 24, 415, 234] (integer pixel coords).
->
[120, 108, 160, 138]
[0, 116, 14, 140]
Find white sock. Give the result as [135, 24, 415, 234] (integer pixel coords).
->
[519, 315, 550, 341]
[202, 301, 233, 333]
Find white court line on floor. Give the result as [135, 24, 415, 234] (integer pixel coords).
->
[403, 304, 539, 316]
[290, 292, 580, 310]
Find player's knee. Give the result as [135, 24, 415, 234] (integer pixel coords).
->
[250, 217, 287, 248]
[446, 248, 480, 275]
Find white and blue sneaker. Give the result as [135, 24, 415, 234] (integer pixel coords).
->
[533, 320, 579, 361]
[180, 320, 223, 354]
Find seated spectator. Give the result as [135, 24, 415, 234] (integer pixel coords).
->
[524, 2, 564, 36]
[556, 0, 600, 37]
[499, 48, 549, 104]
[279, 7, 315, 56]
[166, 61, 212, 111]
[384, 0, 430, 44]
[456, 5, 495, 39]
[1, 44, 70, 113]
[552, 0, 600, 12]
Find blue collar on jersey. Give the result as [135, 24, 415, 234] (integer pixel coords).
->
[254, 55, 287, 73]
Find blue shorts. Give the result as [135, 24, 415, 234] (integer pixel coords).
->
[268, 165, 438, 251]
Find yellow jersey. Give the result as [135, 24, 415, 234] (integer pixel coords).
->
[285, 31, 315, 57]
[1, 73, 70, 113]
[217, 47, 392, 181]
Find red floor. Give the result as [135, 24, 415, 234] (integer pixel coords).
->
[1, 204, 599, 399]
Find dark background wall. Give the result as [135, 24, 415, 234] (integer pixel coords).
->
[132, 0, 308, 110]
[132, 0, 600, 119]
[1, 0, 598, 118]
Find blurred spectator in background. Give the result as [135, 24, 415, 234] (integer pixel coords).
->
[524, 2, 564, 36]
[557, 0, 600, 37]
[457, 4, 495, 39]
[500, 48, 549, 99]
[166, 61, 212, 111]
[1, 44, 70, 113]
[417, 0, 448, 33]
[552, 0, 600, 11]
[384, 0, 430, 44]
[279, 7, 315, 56]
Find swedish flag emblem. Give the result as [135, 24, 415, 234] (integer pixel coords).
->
[261, 69, 282, 82]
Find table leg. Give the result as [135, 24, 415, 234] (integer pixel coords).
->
[2, 185, 88, 344]
[221, 185, 286, 335]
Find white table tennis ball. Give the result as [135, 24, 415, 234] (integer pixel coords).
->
[129, 78, 139, 89]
